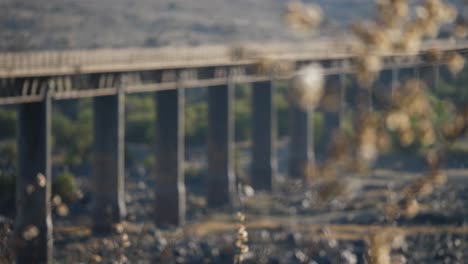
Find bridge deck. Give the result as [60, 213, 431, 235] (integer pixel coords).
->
[0, 39, 465, 78]
[0, 39, 467, 106]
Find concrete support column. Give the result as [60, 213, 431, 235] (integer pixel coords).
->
[92, 91, 126, 232]
[207, 84, 235, 207]
[16, 92, 53, 263]
[288, 103, 314, 180]
[320, 74, 341, 155]
[391, 62, 399, 95]
[361, 87, 373, 112]
[420, 64, 438, 89]
[398, 67, 416, 84]
[339, 71, 347, 129]
[251, 80, 276, 191]
[375, 69, 393, 106]
[154, 87, 185, 226]
[414, 64, 420, 81]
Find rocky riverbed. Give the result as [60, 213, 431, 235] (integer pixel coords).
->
[1, 141, 468, 263]
[44, 166, 468, 264]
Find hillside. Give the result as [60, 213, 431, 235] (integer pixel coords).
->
[0, 0, 463, 51]
[0, 0, 376, 52]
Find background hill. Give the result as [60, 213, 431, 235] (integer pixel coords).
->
[0, 0, 403, 51]
[2, 0, 466, 52]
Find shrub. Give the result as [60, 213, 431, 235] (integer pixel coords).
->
[126, 95, 155, 144]
[143, 155, 156, 173]
[52, 170, 81, 203]
[275, 82, 289, 138]
[0, 170, 15, 212]
[185, 102, 208, 145]
[0, 108, 16, 140]
[234, 83, 252, 142]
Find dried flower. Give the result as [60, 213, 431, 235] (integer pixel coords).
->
[52, 195, 62, 206]
[318, 180, 347, 202]
[399, 129, 415, 146]
[352, 22, 392, 53]
[230, 45, 257, 61]
[354, 54, 382, 87]
[236, 211, 245, 222]
[429, 170, 447, 186]
[234, 212, 248, 263]
[22, 225, 39, 241]
[290, 63, 325, 110]
[37, 173, 47, 187]
[367, 231, 391, 264]
[402, 198, 419, 218]
[376, 0, 409, 27]
[446, 52, 465, 75]
[56, 204, 69, 217]
[412, 178, 434, 197]
[284, 2, 322, 33]
[26, 184, 35, 195]
[386, 111, 410, 131]
[424, 47, 443, 62]
[425, 148, 442, 169]
[89, 254, 103, 263]
[453, 23, 468, 38]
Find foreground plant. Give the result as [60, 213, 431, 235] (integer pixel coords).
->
[282, 0, 468, 224]
[233, 211, 249, 263]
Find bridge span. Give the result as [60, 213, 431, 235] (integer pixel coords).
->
[2, 39, 467, 263]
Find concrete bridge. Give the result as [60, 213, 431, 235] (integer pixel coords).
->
[1, 39, 467, 263]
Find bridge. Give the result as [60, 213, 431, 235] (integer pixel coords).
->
[2, 39, 467, 263]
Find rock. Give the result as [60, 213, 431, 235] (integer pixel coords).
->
[268, 256, 280, 264]
[200, 241, 214, 257]
[286, 232, 302, 247]
[89, 254, 103, 263]
[391, 254, 407, 264]
[294, 250, 309, 263]
[340, 249, 357, 264]
[260, 230, 270, 241]
[243, 185, 255, 197]
[137, 181, 146, 190]
[155, 237, 168, 252]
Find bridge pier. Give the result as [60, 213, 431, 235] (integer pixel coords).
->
[398, 66, 417, 84]
[375, 68, 392, 89]
[439, 64, 454, 86]
[92, 91, 126, 233]
[288, 101, 314, 180]
[154, 87, 185, 226]
[207, 84, 235, 207]
[319, 74, 341, 155]
[373, 69, 394, 108]
[251, 80, 276, 191]
[338, 71, 347, 129]
[391, 60, 400, 95]
[355, 83, 373, 112]
[15, 92, 53, 263]
[419, 64, 439, 89]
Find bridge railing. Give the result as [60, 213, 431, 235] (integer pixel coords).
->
[0, 41, 351, 77]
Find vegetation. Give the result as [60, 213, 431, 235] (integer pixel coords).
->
[0, 82, 304, 176]
[0, 72, 467, 172]
[52, 170, 81, 203]
[0, 108, 15, 139]
[125, 95, 156, 144]
[52, 100, 93, 168]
